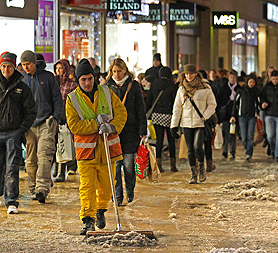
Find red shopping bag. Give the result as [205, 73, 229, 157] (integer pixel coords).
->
[135, 140, 150, 179]
[254, 118, 265, 144]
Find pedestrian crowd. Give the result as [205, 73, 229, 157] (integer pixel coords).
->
[0, 50, 277, 236]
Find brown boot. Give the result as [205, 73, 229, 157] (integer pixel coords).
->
[189, 166, 198, 184]
[199, 162, 206, 182]
[170, 158, 178, 172]
[156, 158, 164, 172]
[206, 160, 216, 172]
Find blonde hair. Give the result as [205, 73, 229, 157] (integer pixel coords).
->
[107, 58, 134, 80]
[263, 66, 275, 86]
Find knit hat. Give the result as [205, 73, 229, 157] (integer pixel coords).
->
[153, 53, 161, 62]
[145, 75, 155, 84]
[159, 66, 172, 79]
[183, 64, 196, 74]
[76, 58, 95, 81]
[21, 50, 36, 64]
[0, 52, 17, 68]
[35, 53, 45, 62]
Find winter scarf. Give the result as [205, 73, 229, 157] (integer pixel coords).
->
[180, 74, 209, 100]
[228, 81, 237, 100]
[112, 75, 129, 87]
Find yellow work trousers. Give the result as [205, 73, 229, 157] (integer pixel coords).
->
[77, 160, 116, 220]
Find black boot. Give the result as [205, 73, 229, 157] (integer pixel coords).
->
[52, 163, 58, 178]
[170, 158, 178, 172]
[206, 160, 216, 172]
[189, 166, 198, 184]
[80, 216, 95, 235]
[54, 163, 66, 182]
[67, 160, 77, 175]
[96, 209, 107, 229]
[199, 162, 206, 182]
[156, 158, 164, 172]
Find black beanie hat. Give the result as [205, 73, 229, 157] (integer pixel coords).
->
[159, 66, 172, 79]
[153, 53, 161, 62]
[75, 58, 95, 81]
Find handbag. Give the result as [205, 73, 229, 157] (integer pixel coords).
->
[219, 100, 231, 122]
[186, 95, 215, 141]
[179, 134, 188, 159]
[214, 124, 223, 149]
[146, 90, 164, 120]
[56, 124, 74, 163]
[254, 118, 265, 144]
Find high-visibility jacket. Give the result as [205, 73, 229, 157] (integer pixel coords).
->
[68, 85, 123, 160]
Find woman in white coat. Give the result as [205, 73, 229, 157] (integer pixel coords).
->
[170, 64, 216, 184]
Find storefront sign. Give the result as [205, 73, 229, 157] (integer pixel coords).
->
[108, 0, 141, 11]
[0, 0, 38, 19]
[129, 3, 161, 22]
[266, 2, 278, 23]
[35, 0, 54, 63]
[169, 2, 195, 22]
[212, 11, 238, 28]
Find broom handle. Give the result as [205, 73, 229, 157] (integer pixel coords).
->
[102, 132, 122, 231]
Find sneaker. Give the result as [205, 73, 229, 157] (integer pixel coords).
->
[67, 170, 76, 175]
[222, 152, 228, 159]
[7, 205, 18, 214]
[230, 153, 235, 160]
[36, 191, 46, 203]
[96, 209, 107, 229]
[127, 194, 134, 203]
[245, 155, 251, 162]
[80, 216, 95, 235]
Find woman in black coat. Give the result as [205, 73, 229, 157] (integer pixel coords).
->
[106, 58, 147, 206]
[146, 66, 178, 172]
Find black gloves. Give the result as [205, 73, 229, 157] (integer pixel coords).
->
[170, 127, 180, 139]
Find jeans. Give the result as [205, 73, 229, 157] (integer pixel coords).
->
[115, 153, 136, 204]
[265, 116, 278, 157]
[0, 130, 22, 208]
[238, 116, 257, 157]
[222, 121, 237, 156]
[153, 124, 176, 158]
[182, 128, 204, 167]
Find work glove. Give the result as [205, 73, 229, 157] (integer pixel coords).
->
[170, 127, 180, 139]
[99, 123, 117, 134]
[46, 115, 57, 129]
[95, 114, 110, 128]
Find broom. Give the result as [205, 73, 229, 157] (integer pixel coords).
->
[85, 132, 156, 240]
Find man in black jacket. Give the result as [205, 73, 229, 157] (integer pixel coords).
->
[261, 70, 278, 162]
[21, 50, 63, 203]
[145, 53, 163, 80]
[0, 52, 37, 214]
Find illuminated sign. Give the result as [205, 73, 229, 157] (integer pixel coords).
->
[129, 3, 161, 22]
[212, 11, 238, 28]
[108, 0, 141, 11]
[169, 2, 195, 21]
[266, 2, 278, 23]
[6, 0, 25, 8]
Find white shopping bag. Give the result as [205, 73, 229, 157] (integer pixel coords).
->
[56, 125, 74, 163]
[214, 124, 223, 149]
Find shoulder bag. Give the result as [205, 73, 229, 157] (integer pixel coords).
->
[146, 90, 164, 120]
[121, 82, 132, 105]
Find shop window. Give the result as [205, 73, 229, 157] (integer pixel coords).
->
[60, 11, 102, 67]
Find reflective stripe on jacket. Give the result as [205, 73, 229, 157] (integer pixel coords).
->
[68, 85, 122, 160]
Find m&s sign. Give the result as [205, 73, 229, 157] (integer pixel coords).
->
[212, 11, 238, 29]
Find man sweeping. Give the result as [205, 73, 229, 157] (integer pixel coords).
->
[66, 59, 127, 235]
